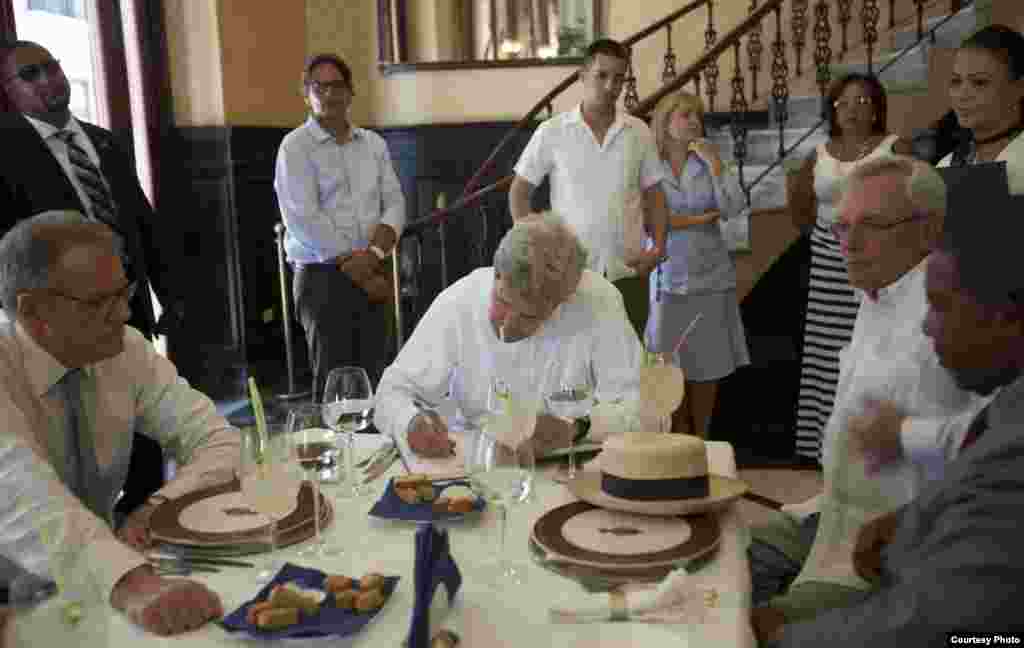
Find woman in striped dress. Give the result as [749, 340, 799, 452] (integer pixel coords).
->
[788, 74, 912, 460]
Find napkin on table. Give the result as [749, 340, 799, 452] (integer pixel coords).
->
[549, 567, 716, 624]
[407, 523, 462, 648]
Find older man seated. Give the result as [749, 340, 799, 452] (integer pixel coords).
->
[375, 212, 642, 458]
[756, 164, 1024, 646]
[0, 211, 239, 636]
[748, 156, 993, 627]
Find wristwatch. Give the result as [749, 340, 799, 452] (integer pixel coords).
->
[370, 245, 389, 261]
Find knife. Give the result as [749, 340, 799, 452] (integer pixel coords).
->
[148, 551, 255, 568]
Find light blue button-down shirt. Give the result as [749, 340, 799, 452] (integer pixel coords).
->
[274, 117, 406, 265]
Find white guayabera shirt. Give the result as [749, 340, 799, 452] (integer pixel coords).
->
[374, 268, 643, 459]
[790, 257, 993, 590]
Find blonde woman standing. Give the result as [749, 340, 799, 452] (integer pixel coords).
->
[645, 91, 750, 438]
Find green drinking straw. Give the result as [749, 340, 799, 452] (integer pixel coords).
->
[248, 377, 268, 463]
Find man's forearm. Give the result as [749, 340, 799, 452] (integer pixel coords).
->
[509, 177, 534, 222]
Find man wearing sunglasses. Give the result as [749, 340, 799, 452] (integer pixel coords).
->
[0, 39, 187, 519]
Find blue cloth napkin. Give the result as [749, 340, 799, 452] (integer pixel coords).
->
[221, 563, 399, 639]
[407, 523, 462, 648]
[369, 478, 485, 521]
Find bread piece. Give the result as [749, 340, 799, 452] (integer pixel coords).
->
[358, 573, 385, 591]
[269, 583, 320, 616]
[334, 589, 358, 610]
[394, 473, 429, 489]
[447, 496, 475, 514]
[415, 483, 436, 503]
[431, 497, 451, 513]
[246, 600, 274, 625]
[255, 607, 299, 630]
[324, 575, 354, 594]
[355, 588, 386, 612]
[395, 486, 420, 504]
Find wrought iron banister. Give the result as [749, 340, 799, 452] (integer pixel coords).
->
[458, 0, 714, 201]
[413, 0, 967, 242]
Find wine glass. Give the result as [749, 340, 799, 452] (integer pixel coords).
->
[322, 367, 375, 498]
[237, 424, 303, 582]
[469, 380, 537, 587]
[544, 362, 596, 481]
[285, 403, 337, 557]
[639, 348, 686, 434]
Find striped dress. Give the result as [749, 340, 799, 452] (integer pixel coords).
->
[795, 135, 898, 460]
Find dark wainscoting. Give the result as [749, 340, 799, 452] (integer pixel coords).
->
[161, 120, 544, 398]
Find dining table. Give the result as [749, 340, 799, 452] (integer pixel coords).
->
[7, 435, 757, 647]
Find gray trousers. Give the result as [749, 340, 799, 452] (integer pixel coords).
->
[748, 511, 873, 623]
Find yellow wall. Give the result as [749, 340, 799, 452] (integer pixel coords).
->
[163, 0, 225, 126]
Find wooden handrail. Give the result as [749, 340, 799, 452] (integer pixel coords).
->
[457, 0, 714, 200]
[405, 176, 514, 235]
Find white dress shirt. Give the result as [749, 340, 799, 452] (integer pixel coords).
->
[514, 105, 667, 280]
[374, 268, 643, 459]
[0, 315, 240, 601]
[23, 114, 106, 223]
[790, 256, 993, 590]
[274, 117, 406, 265]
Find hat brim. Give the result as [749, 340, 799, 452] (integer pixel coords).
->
[567, 471, 749, 516]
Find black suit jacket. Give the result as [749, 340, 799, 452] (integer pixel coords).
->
[0, 112, 183, 337]
[0, 112, 184, 514]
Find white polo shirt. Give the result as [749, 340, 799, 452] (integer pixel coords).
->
[514, 104, 666, 281]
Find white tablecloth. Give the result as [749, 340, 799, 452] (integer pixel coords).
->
[9, 439, 755, 647]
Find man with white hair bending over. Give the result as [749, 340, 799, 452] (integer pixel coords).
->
[375, 212, 642, 459]
[749, 156, 993, 636]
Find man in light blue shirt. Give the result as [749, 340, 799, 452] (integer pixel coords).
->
[274, 53, 406, 395]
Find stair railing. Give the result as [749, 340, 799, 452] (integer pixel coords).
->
[398, 0, 971, 340]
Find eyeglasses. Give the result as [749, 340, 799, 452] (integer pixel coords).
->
[830, 214, 925, 239]
[2, 59, 62, 85]
[308, 80, 350, 96]
[833, 96, 873, 110]
[47, 281, 137, 317]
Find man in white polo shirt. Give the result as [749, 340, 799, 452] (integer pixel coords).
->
[509, 38, 668, 335]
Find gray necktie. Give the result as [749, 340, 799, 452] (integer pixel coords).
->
[59, 369, 86, 498]
[54, 130, 119, 229]
[57, 369, 104, 520]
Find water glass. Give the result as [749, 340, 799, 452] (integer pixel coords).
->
[237, 424, 302, 582]
[469, 386, 537, 588]
[323, 366, 375, 498]
[544, 369, 595, 480]
[286, 404, 339, 557]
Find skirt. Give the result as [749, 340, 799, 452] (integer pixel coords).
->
[794, 222, 860, 460]
[645, 289, 751, 382]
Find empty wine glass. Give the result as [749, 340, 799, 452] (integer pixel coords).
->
[544, 360, 596, 481]
[8, 568, 107, 643]
[237, 424, 302, 582]
[322, 366, 375, 498]
[285, 404, 337, 558]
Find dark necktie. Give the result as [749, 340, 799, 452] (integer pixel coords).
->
[54, 130, 119, 229]
[960, 405, 990, 452]
[58, 369, 86, 498]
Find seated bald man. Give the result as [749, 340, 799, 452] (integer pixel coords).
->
[0, 211, 238, 636]
[375, 212, 642, 459]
